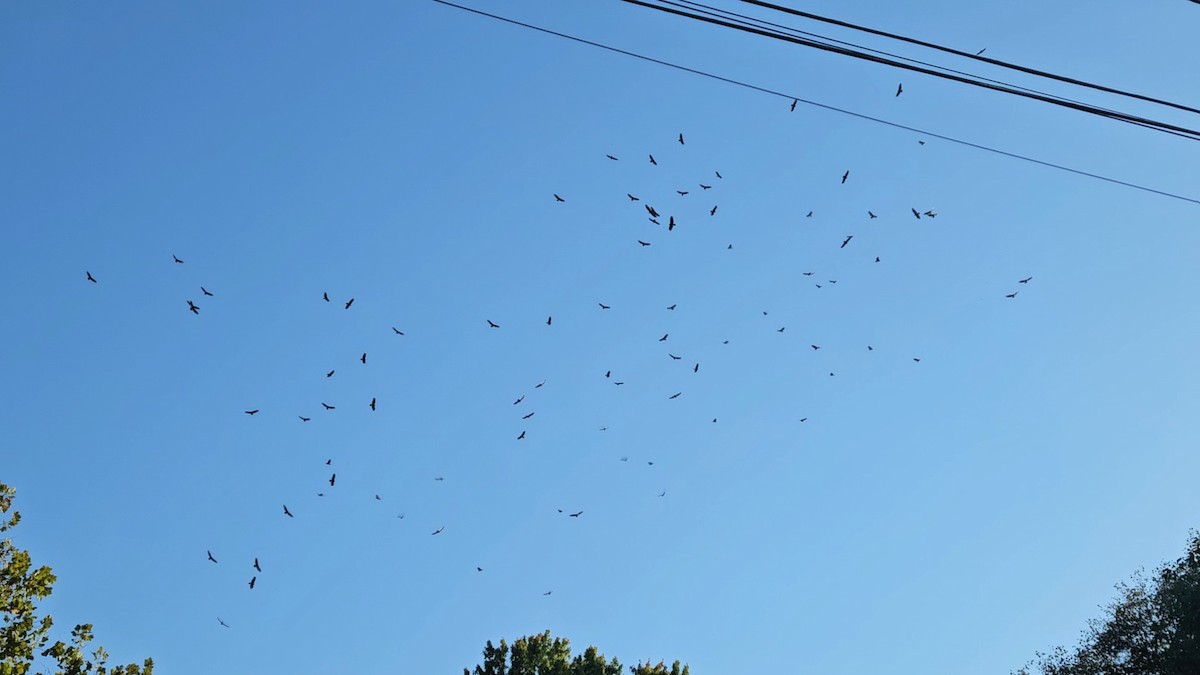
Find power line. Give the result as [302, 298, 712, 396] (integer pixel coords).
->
[617, 0, 1200, 141]
[429, 0, 1200, 206]
[738, 0, 1200, 117]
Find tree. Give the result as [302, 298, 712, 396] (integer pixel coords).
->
[1, 482, 153, 675]
[464, 630, 689, 675]
[1015, 530, 1200, 675]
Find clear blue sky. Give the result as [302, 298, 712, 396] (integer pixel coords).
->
[2, 1, 1198, 673]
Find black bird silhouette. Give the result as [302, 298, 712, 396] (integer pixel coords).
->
[431, 526, 444, 535]
[487, 319, 500, 328]
[667, 304, 676, 310]
[323, 292, 330, 302]
[606, 154, 618, 161]
[374, 494, 381, 500]
[248, 576, 256, 590]
[913, 358, 921, 363]
[517, 431, 526, 440]
[802, 272, 814, 276]
[554, 194, 565, 202]
[707, 204, 717, 217]
[790, 99, 797, 111]
[811, 345, 820, 350]
[1019, 276, 1033, 284]
[875, 257, 881, 263]
[254, 558, 261, 572]
[777, 327, 786, 333]
[569, 511, 583, 518]
[207, 550, 218, 563]
[522, 412, 534, 420]
[628, 194, 639, 201]
[321, 402, 335, 410]
[715, 170, 722, 178]
[669, 392, 681, 399]
[678, 133, 685, 145]
[614, 381, 624, 386]
[173, 255, 184, 264]
[912, 208, 921, 219]
[299, 416, 310, 422]
[924, 210, 938, 218]
[976, 48, 986, 56]
[841, 235, 853, 248]
[200, 287, 214, 298]
[392, 327, 404, 335]
[637, 240, 651, 247]
[477, 567, 483, 572]
[805, 211, 814, 218]
[799, 417, 809, 422]
[649, 218, 659, 225]
[676, 190, 689, 196]
[283, 505, 293, 518]
[598, 303, 610, 309]
[668, 216, 676, 231]
[360, 353, 367, 364]
[649, 154, 657, 165]
[187, 300, 200, 315]
[535, 380, 546, 388]
[669, 354, 681, 360]
[700, 184, 711, 190]
[867, 346, 874, 351]
[369, 397, 376, 411]
[646, 205, 660, 218]
[918, 140, 926, 145]
[868, 211, 877, 219]
[605, 370, 611, 378]
[325, 459, 332, 465]
[1006, 291, 1019, 298]
[693, 363, 699, 373]
[514, 395, 525, 404]
[658, 491, 667, 497]
[434, 476, 445, 481]
[217, 618, 230, 628]
[829, 280, 838, 284]
[326, 370, 335, 378]
[86, 271, 97, 283]
[896, 83, 903, 96]
[244, 410, 258, 415]
[659, 333, 668, 341]
[345, 298, 354, 309]
[842, 170, 850, 184]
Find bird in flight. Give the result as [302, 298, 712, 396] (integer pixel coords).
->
[841, 235, 854, 248]
[676, 190, 689, 196]
[649, 154, 657, 165]
[344, 298, 355, 310]
[669, 392, 682, 399]
[569, 511, 583, 518]
[606, 154, 618, 161]
[477, 566, 483, 572]
[693, 363, 699, 373]
[283, 505, 293, 518]
[326, 370, 335, 378]
[668, 216, 676, 231]
[217, 618, 230, 628]
[806, 211, 813, 218]
[896, 83, 903, 96]
[543, 591, 553, 596]
[628, 194, 639, 201]
[522, 412, 535, 420]
[487, 319, 500, 328]
[811, 345, 820, 350]
[802, 272, 814, 276]
[360, 353, 367, 364]
[659, 333, 669, 341]
[911, 208, 921, 219]
[875, 256, 881, 263]
[254, 558, 261, 572]
[598, 302, 610, 309]
[667, 304, 678, 311]
[323, 292, 330, 302]
[201, 286, 214, 297]
[298, 416, 310, 422]
[799, 417, 808, 422]
[842, 170, 850, 184]
[699, 184, 712, 190]
[173, 255, 184, 264]
[248, 576, 256, 590]
[1019, 276, 1033, 284]
[431, 526, 444, 535]
[715, 170, 722, 179]
[554, 194, 565, 202]
[321, 402, 335, 410]
[678, 133, 685, 145]
[207, 550, 218, 563]
[1006, 291, 1019, 298]
[514, 395, 525, 405]
[535, 380, 546, 388]
[244, 409, 259, 416]
[710, 205, 719, 216]
[913, 358, 921, 363]
[637, 240, 651, 247]
[658, 491, 667, 497]
[868, 211, 877, 219]
[777, 327, 786, 333]
[86, 271, 97, 283]
[369, 398, 376, 411]
[392, 327, 404, 335]
[790, 99, 797, 111]
[976, 48, 986, 56]
[517, 431, 526, 440]
[187, 300, 200, 315]
[646, 205, 660, 218]
[434, 477, 445, 482]
[924, 210, 938, 218]
[669, 353, 681, 360]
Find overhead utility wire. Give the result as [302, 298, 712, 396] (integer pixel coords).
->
[617, 0, 1200, 141]
[674, 0, 1130, 117]
[429, 0, 1199, 206]
[738, 0, 1200, 117]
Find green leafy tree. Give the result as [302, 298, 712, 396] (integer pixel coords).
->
[465, 630, 688, 675]
[1015, 530, 1200, 675]
[1, 482, 153, 675]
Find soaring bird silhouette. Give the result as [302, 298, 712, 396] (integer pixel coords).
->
[669, 392, 681, 399]
[344, 298, 354, 309]
[693, 363, 699, 373]
[646, 205, 660, 218]
[803, 272, 814, 276]
[187, 300, 200, 315]
[699, 184, 711, 190]
[535, 380, 546, 388]
[392, 327, 405, 335]
[522, 412, 534, 420]
[811, 345, 820, 350]
[790, 98, 797, 111]
[598, 302, 610, 309]
[326, 370, 335, 378]
[976, 47, 987, 56]
[637, 240, 651, 247]
[254, 558, 261, 572]
[842, 170, 850, 184]
[323, 292, 330, 302]
[896, 83, 903, 96]
[715, 170, 722, 178]
[678, 133, 685, 145]
[173, 255, 184, 264]
[606, 154, 618, 161]
[841, 235, 853, 248]
[543, 591, 553, 596]
[517, 431, 526, 440]
[628, 193, 639, 201]
[658, 491, 667, 497]
[298, 416, 311, 422]
[207, 550, 218, 563]
[676, 190, 689, 196]
[86, 271, 97, 283]
[431, 526, 444, 535]
[649, 154, 657, 165]
[659, 333, 669, 341]
[924, 210, 938, 218]
[710, 205, 718, 216]
[360, 353, 367, 364]
[1019, 276, 1033, 284]
[669, 354, 681, 360]
[369, 397, 376, 411]
[1006, 291, 1019, 298]
[868, 211, 877, 219]
[217, 618, 230, 628]
[912, 208, 921, 219]
[668, 216, 676, 231]
[514, 395, 525, 405]
[569, 511, 583, 518]
[875, 256, 881, 263]
[244, 410, 259, 417]
[554, 194, 565, 202]
[321, 402, 335, 410]
[487, 319, 500, 328]
[283, 505, 293, 518]
[248, 576, 256, 590]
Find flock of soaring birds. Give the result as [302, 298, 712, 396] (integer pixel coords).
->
[83, 118, 1034, 630]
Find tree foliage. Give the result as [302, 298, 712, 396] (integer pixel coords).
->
[1015, 531, 1200, 675]
[1, 482, 153, 675]
[465, 630, 689, 675]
